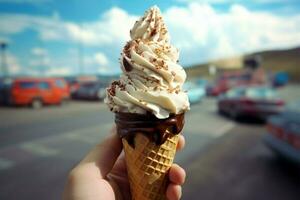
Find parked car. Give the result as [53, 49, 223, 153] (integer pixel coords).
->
[0, 77, 13, 105]
[264, 100, 300, 163]
[206, 72, 252, 96]
[194, 79, 208, 88]
[218, 86, 284, 120]
[207, 68, 268, 96]
[183, 81, 206, 104]
[272, 72, 289, 87]
[72, 81, 106, 101]
[69, 80, 80, 95]
[9, 77, 70, 108]
[206, 82, 227, 97]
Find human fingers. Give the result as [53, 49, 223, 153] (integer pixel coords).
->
[77, 126, 122, 178]
[176, 135, 185, 151]
[166, 184, 182, 200]
[169, 164, 186, 185]
[166, 163, 185, 199]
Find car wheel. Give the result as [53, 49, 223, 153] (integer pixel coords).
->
[218, 107, 224, 115]
[229, 108, 238, 120]
[31, 98, 43, 109]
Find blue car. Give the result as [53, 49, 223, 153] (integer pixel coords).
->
[183, 81, 206, 104]
[272, 72, 289, 87]
[264, 100, 300, 163]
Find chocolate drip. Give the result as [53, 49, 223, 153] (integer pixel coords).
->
[123, 58, 133, 72]
[115, 112, 184, 147]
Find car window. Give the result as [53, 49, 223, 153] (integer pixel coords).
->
[226, 88, 245, 98]
[55, 79, 66, 88]
[183, 82, 195, 90]
[19, 81, 36, 89]
[246, 88, 276, 99]
[80, 84, 91, 89]
[81, 82, 101, 89]
[195, 79, 207, 86]
[38, 82, 50, 90]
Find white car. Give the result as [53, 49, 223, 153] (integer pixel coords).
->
[183, 81, 206, 104]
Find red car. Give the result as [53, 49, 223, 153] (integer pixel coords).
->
[9, 77, 70, 108]
[206, 83, 228, 97]
[218, 86, 285, 120]
[207, 68, 267, 96]
[207, 72, 252, 96]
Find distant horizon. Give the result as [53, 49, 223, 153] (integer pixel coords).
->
[0, 44, 299, 78]
[1, 0, 300, 76]
[180, 44, 300, 69]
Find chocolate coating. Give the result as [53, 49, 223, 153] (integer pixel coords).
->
[123, 58, 133, 72]
[115, 112, 184, 147]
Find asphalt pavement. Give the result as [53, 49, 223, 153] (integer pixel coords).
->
[0, 85, 299, 200]
[182, 122, 300, 200]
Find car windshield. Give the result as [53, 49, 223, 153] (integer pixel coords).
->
[55, 80, 66, 88]
[195, 79, 207, 86]
[38, 82, 50, 90]
[19, 81, 36, 89]
[225, 87, 276, 99]
[183, 82, 196, 90]
[225, 88, 246, 98]
[245, 87, 276, 99]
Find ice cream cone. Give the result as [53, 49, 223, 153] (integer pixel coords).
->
[122, 132, 180, 200]
[114, 112, 184, 200]
[105, 6, 190, 200]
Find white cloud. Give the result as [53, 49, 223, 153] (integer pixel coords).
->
[29, 57, 50, 67]
[45, 67, 71, 76]
[94, 52, 108, 66]
[163, 3, 300, 64]
[31, 47, 48, 56]
[0, 8, 136, 47]
[0, 36, 11, 44]
[1, 3, 300, 71]
[0, 14, 31, 34]
[29, 47, 50, 70]
[80, 52, 118, 75]
[4, 52, 22, 75]
[97, 66, 112, 74]
[67, 48, 78, 55]
[56, 7, 137, 46]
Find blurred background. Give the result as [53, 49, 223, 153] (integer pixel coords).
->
[0, 0, 300, 199]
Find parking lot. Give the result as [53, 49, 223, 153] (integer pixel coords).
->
[0, 85, 299, 200]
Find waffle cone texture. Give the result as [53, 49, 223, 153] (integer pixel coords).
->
[122, 132, 180, 200]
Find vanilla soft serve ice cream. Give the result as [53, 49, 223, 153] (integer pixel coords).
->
[105, 6, 190, 119]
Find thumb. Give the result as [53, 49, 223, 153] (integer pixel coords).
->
[79, 126, 123, 178]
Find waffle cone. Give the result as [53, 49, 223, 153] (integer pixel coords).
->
[122, 132, 180, 200]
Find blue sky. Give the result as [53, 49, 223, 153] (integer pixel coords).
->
[0, 0, 300, 76]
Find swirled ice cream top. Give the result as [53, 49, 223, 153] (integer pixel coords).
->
[105, 6, 190, 119]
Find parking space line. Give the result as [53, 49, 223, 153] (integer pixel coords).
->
[63, 133, 100, 144]
[8, 123, 114, 161]
[62, 123, 113, 142]
[20, 143, 59, 156]
[214, 122, 235, 138]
